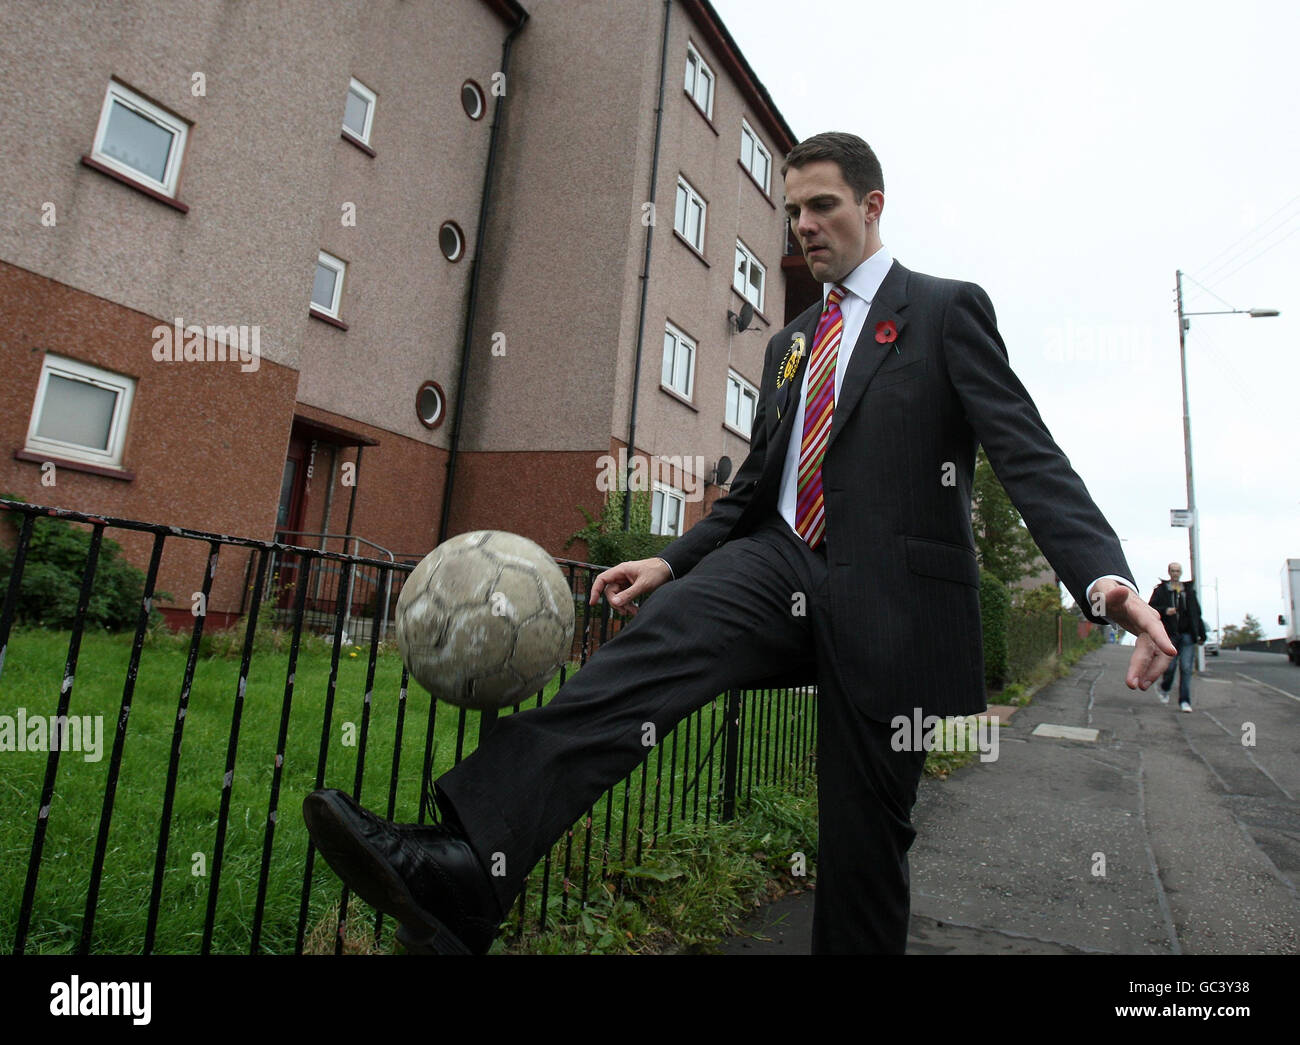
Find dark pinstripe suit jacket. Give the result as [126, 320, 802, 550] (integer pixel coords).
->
[659, 259, 1134, 720]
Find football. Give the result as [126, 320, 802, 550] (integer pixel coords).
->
[394, 530, 575, 710]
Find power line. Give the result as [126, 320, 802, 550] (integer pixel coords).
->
[1192, 199, 1300, 289]
[1211, 221, 1300, 286]
[1181, 272, 1237, 311]
[1191, 192, 1300, 282]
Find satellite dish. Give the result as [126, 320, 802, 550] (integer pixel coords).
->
[735, 301, 754, 333]
[715, 456, 733, 486]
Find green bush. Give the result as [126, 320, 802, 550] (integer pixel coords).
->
[1013, 582, 1064, 613]
[980, 569, 1010, 689]
[567, 489, 673, 568]
[0, 505, 166, 631]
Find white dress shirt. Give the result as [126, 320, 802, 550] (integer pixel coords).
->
[776, 245, 894, 534]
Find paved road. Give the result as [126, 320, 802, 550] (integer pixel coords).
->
[717, 645, 1300, 954]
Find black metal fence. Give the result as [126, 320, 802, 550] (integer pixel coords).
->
[0, 499, 816, 955]
[1006, 608, 1100, 686]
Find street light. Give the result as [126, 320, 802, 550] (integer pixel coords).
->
[1174, 269, 1279, 670]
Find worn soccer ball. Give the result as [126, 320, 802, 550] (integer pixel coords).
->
[395, 530, 575, 710]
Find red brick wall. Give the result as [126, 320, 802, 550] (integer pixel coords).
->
[0, 260, 297, 617]
[447, 450, 602, 562]
[445, 441, 727, 567]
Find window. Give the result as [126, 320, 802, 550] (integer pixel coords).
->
[416, 381, 446, 429]
[439, 222, 464, 261]
[740, 120, 771, 194]
[652, 482, 685, 538]
[733, 240, 765, 311]
[661, 323, 696, 399]
[342, 78, 376, 145]
[311, 251, 347, 318]
[26, 355, 135, 469]
[684, 43, 714, 119]
[90, 81, 188, 196]
[674, 177, 706, 252]
[726, 371, 759, 438]
[461, 80, 485, 120]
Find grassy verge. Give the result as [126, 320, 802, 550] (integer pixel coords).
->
[0, 625, 571, 954]
[503, 779, 819, 954]
[3, 626, 811, 955]
[923, 716, 1001, 779]
[303, 776, 820, 956]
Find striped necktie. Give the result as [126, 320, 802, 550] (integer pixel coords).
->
[794, 285, 845, 549]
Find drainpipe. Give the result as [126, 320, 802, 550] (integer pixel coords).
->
[622, 0, 672, 531]
[343, 445, 363, 539]
[437, 2, 530, 545]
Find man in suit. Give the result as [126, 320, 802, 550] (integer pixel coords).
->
[304, 132, 1176, 954]
[1149, 562, 1207, 711]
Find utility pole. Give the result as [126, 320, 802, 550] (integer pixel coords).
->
[1174, 270, 1202, 670]
[1173, 271, 1278, 670]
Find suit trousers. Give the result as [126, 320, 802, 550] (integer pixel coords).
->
[435, 514, 930, 953]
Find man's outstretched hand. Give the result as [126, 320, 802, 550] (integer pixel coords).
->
[1092, 579, 1177, 689]
[590, 557, 672, 616]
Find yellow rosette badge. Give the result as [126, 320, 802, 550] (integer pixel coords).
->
[778, 333, 806, 389]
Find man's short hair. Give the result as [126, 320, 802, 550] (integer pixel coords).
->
[782, 132, 884, 202]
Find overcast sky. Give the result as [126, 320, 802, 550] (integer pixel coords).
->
[712, 0, 1299, 638]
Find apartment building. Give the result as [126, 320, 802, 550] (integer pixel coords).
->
[0, 0, 802, 623]
[445, 0, 803, 552]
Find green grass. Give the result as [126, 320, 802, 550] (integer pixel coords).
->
[502, 779, 820, 955]
[1, 626, 816, 955]
[299, 778, 821, 957]
[501, 691, 816, 936]
[0, 625, 572, 954]
[923, 715, 1003, 778]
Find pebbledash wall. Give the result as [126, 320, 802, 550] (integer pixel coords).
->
[0, 0, 799, 623]
[447, 0, 797, 549]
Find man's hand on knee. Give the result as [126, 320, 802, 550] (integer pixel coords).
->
[590, 558, 672, 615]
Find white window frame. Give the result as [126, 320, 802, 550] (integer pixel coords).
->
[651, 482, 686, 538]
[725, 370, 759, 439]
[25, 354, 136, 469]
[661, 322, 696, 400]
[684, 42, 714, 119]
[733, 240, 766, 312]
[311, 250, 347, 318]
[342, 77, 377, 145]
[740, 119, 771, 194]
[674, 176, 707, 252]
[90, 81, 188, 197]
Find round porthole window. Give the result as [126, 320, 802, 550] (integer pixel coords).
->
[439, 222, 464, 262]
[461, 80, 485, 120]
[417, 380, 445, 429]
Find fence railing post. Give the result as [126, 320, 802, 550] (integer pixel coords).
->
[720, 688, 742, 821]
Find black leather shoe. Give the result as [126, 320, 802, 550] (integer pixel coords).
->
[302, 789, 503, 954]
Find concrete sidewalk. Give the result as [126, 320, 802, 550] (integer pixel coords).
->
[717, 645, 1300, 954]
